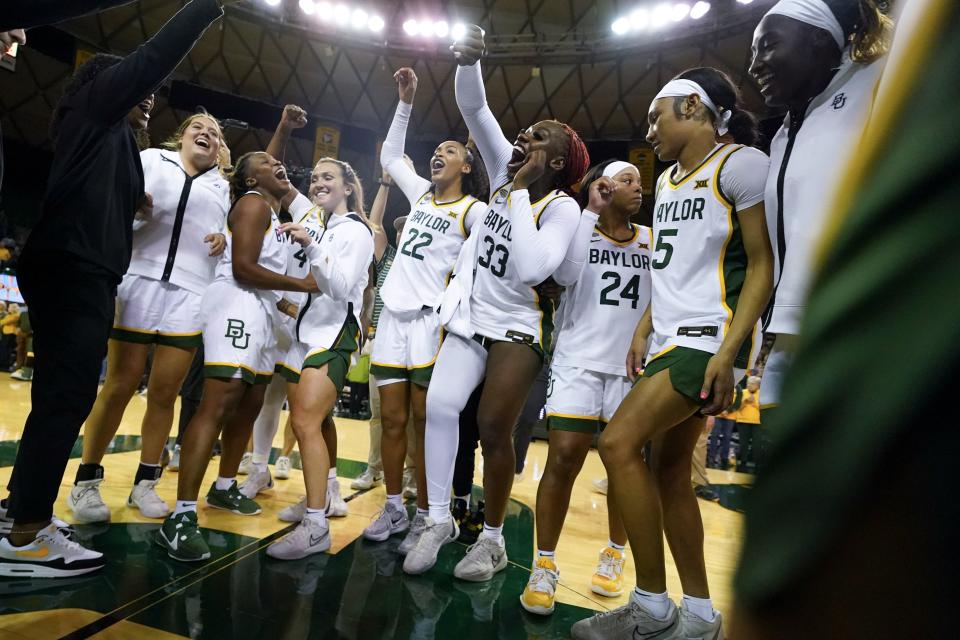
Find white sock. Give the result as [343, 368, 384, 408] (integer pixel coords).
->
[328, 467, 337, 480]
[252, 453, 269, 466]
[536, 549, 555, 563]
[608, 539, 626, 551]
[386, 494, 403, 509]
[215, 476, 235, 491]
[417, 507, 429, 518]
[428, 505, 451, 523]
[174, 500, 197, 516]
[479, 522, 504, 545]
[682, 594, 717, 622]
[455, 493, 471, 510]
[253, 462, 268, 473]
[631, 587, 672, 621]
[305, 507, 327, 526]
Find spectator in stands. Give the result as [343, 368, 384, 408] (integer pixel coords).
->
[736, 377, 762, 473]
[1, 302, 19, 370]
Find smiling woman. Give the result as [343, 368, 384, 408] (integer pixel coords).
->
[69, 110, 233, 530]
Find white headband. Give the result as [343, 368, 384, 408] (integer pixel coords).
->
[765, 0, 845, 49]
[653, 79, 732, 136]
[602, 161, 638, 179]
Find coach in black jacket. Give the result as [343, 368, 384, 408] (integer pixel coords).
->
[0, 0, 229, 577]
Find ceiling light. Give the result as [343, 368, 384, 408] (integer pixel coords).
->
[434, 20, 450, 38]
[451, 22, 467, 41]
[630, 9, 650, 30]
[403, 19, 419, 36]
[611, 17, 630, 35]
[690, 1, 711, 19]
[651, 3, 673, 28]
[298, 0, 315, 14]
[351, 9, 368, 29]
[672, 3, 691, 21]
[368, 15, 385, 32]
[419, 19, 434, 37]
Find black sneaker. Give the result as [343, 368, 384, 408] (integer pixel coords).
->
[452, 498, 468, 528]
[694, 484, 719, 501]
[458, 500, 484, 545]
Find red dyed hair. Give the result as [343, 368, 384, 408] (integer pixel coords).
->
[558, 123, 590, 195]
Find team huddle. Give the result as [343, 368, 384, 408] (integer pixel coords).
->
[0, 0, 895, 637]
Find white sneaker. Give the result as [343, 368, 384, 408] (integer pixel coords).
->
[350, 468, 382, 490]
[326, 478, 347, 517]
[570, 599, 679, 640]
[127, 479, 170, 518]
[402, 517, 459, 575]
[266, 517, 330, 560]
[239, 468, 273, 499]
[678, 601, 724, 639]
[274, 456, 291, 479]
[0, 500, 71, 536]
[362, 501, 409, 542]
[0, 523, 105, 578]
[453, 536, 508, 582]
[397, 512, 427, 555]
[68, 479, 110, 524]
[592, 478, 608, 495]
[237, 452, 254, 476]
[168, 445, 181, 472]
[279, 497, 306, 523]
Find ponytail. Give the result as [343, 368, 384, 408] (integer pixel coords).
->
[824, 0, 893, 63]
[675, 67, 761, 147]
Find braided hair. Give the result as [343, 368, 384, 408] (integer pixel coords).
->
[557, 123, 591, 196]
[226, 151, 261, 203]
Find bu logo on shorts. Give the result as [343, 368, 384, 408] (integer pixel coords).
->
[225, 319, 250, 349]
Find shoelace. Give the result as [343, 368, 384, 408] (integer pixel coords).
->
[39, 528, 86, 553]
[591, 602, 642, 623]
[528, 565, 556, 595]
[597, 551, 622, 579]
[77, 485, 102, 502]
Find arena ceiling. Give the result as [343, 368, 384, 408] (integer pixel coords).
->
[1, 0, 774, 170]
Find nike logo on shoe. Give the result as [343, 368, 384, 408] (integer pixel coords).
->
[309, 534, 326, 547]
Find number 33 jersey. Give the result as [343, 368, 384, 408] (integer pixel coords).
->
[380, 192, 484, 315]
[552, 224, 653, 376]
[648, 143, 769, 368]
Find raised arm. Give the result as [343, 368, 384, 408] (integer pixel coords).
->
[381, 68, 432, 204]
[84, 0, 224, 126]
[553, 177, 615, 286]
[367, 177, 390, 261]
[267, 105, 307, 162]
[1, 0, 135, 30]
[453, 27, 514, 190]
[304, 223, 374, 301]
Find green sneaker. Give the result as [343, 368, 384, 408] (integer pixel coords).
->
[155, 511, 210, 562]
[205, 481, 261, 516]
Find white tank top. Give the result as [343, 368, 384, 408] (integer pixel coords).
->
[380, 191, 483, 314]
[648, 144, 762, 369]
[213, 191, 287, 304]
[553, 223, 653, 376]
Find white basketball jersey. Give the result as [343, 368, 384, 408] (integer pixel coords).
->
[553, 224, 653, 376]
[470, 182, 573, 349]
[213, 191, 287, 302]
[648, 144, 760, 369]
[284, 206, 325, 308]
[380, 191, 484, 314]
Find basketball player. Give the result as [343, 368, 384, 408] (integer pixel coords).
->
[749, 0, 891, 422]
[155, 152, 316, 562]
[70, 113, 230, 524]
[266, 158, 374, 560]
[404, 25, 594, 581]
[572, 68, 773, 639]
[521, 160, 650, 615]
[364, 67, 488, 554]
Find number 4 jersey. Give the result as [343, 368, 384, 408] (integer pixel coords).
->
[552, 223, 653, 375]
[648, 143, 769, 368]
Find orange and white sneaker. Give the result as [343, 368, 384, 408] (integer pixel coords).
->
[591, 546, 625, 597]
[520, 556, 559, 615]
[0, 523, 105, 578]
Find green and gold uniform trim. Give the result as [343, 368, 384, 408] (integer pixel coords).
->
[204, 362, 273, 385]
[302, 315, 361, 393]
[596, 224, 641, 247]
[369, 324, 443, 388]
[547, 412, 605, 435]
[642, 345, 714, 404]
[664, 144, 731, 190]
[369, 362, 409, 380]
[112, 325, 203, 349]
[275, 363, 302, 384]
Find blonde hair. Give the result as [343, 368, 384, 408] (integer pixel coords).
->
[315, 157, 368, 224]
[162, 113, 231, 170]
[850, 0, 893, 63]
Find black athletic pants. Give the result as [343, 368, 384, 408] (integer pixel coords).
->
[6, 252, 115, 522]
[176, 347, 205, 446]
